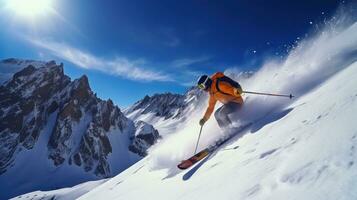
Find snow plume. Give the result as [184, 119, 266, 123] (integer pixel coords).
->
[147, 92, 218, 170]
[230, 4, 357, 124]
[149, 4, 357, 172]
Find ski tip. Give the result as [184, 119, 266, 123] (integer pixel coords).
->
[177, 165, 187, 170]
[177, 160, 193, 170]
[177, 165, 186, 170]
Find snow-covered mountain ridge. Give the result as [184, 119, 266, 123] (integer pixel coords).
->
[124, 87, 206, 136]
[0, 59, 160, 199]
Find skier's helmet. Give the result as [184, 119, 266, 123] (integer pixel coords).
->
[197, 75, 212, 90]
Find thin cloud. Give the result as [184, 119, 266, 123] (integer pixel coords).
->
[172, 56, 211, 68]
[29, 38, 172, 82]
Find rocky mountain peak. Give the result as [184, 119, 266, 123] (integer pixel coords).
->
[124, 86, 205, 130]
[129, 120, 160, 156]
[0, 59, 160, 182]
[12, 64, 36, 79]
[70, 75, 92, 107]
[126, 92, 186, 120]
[77, 75, 90, 90]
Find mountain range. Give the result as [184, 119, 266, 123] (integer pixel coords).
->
[0, 58, 163, 199]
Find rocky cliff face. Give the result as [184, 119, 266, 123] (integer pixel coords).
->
[129, 120, 161, 156]
[0, 60, 70, 174]
[0, 59, 160, 178]
[126, 93, 187, 120]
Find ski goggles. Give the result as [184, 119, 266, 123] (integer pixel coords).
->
[197, 77, 210, 89]
[198, 83, 206, 89]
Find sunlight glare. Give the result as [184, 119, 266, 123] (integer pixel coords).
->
[6, 0, 53, 18]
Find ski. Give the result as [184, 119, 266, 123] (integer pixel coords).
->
[177, 123, 252, 170]
[177, 148, 210, 170]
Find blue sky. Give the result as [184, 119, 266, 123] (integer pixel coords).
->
[0, 0, 343, 108]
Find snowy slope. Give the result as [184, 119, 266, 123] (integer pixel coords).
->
[10, 179, 107, 200]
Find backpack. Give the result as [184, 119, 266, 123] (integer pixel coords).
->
[215, 75, 241, 96]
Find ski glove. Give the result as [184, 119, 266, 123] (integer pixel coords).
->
[199, 118, 206, 126]
[233, 87, 243, 96]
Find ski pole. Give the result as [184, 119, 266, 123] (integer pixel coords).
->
[194, 125, 204, 154]
[242, 91, 294, 99]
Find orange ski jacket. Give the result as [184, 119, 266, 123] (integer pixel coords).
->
[203, 72, 243, 120]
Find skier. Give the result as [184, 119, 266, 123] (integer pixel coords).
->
[197, 72, 243, 128]
[178, 74, 293, 170]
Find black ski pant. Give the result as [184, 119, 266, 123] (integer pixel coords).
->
[214, 102, 242, 128]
